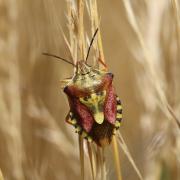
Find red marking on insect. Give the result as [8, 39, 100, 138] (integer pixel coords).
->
[43, 29, 122, 147]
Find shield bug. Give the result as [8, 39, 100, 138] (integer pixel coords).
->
[43, 29, 122, 147]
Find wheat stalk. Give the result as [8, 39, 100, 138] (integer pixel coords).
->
[117, 132, 143, 180]
[87, 142, 95, 180]
[79, 135, 85, 180]
[122, 0, 180, 179]
[0, 1, 24, 179]
[112, 136, 123, 180]
[64, 1, 124, 180]
[0, 170, 4, 180]
[170, 0, 180, 127]
[171, 0, 180, 53]
[122, 0, 180, 129]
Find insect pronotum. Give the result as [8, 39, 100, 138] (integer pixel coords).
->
[43, 29, 122, 147]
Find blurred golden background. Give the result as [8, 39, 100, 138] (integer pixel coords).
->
[0, 0, 179, 180]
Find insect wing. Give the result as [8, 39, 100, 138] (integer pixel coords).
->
[104, 85, 117, 124]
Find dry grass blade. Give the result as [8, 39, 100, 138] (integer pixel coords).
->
[0, 170, 3, 180]
[112, 136, 123, 180]
[79, 135, 85, 180]
[117, 132, 143, 180]
[87, 0, 105, 65]
[122, 0, 180, 129]
[101, 148, 106, 180]
[171, 0, 180, 51]
[170, 0, 180, 128]
[171, 14, 180, 140]
[93, 0, 105, 64]
[167, 104, 180, 128]
[66, 0, 78, 65]
[76, 1, 86, 179]
[95, 147, 107, 180]
[77, 0, 85, 59]
[94, 147, 101, 180]
[87, 142, 95, 180]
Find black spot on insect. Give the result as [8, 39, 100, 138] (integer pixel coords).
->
[107, 72, 114, 78]
[117, 100, 121, 105]
[116, 118, 122, 122]
[83, 96, 90, 101]
[117, 109, 122, 114]
[81, 71, 90, 75]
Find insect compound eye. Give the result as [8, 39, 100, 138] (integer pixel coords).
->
[96, 90, 106, 97]
[107, 72, 114, 78]
[79, 96, 90, 103]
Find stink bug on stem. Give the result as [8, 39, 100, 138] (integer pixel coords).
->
[43, 29, 122, 147]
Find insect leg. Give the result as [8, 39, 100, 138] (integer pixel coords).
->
[66, 111, 77, 125]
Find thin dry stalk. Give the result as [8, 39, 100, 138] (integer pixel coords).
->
[95, 147, 107, 180]
[122, 1, 180, 179]
[92, 0, 105, 64]
[87, 142, 95, 180]
[112, 136, 123, 180]
[101, 148, 106, 180]
[122, 0, 180, 129]
[66, 0, 78, 64]
[117, 132, 143, 180]
[77, 0, 86, 59]
[0, 170, 3, 180]
[87, 0, 105, 65]
[170, 0, 180, 128]
[79, 135, 85, 180]
[96, 147, 102, 180]
[66, 1, 123, 180]
[0, 1, 24, 179]
[92, 147, 106, 180]
[77, 1, 86, 179]
[123, 0, 178, 126]
[171, 0, 180, 52]
[167, 104, 180, 128]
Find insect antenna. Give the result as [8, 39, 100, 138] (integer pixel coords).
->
[42, 52, 76, 67]
[85, 28, 99, 62]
